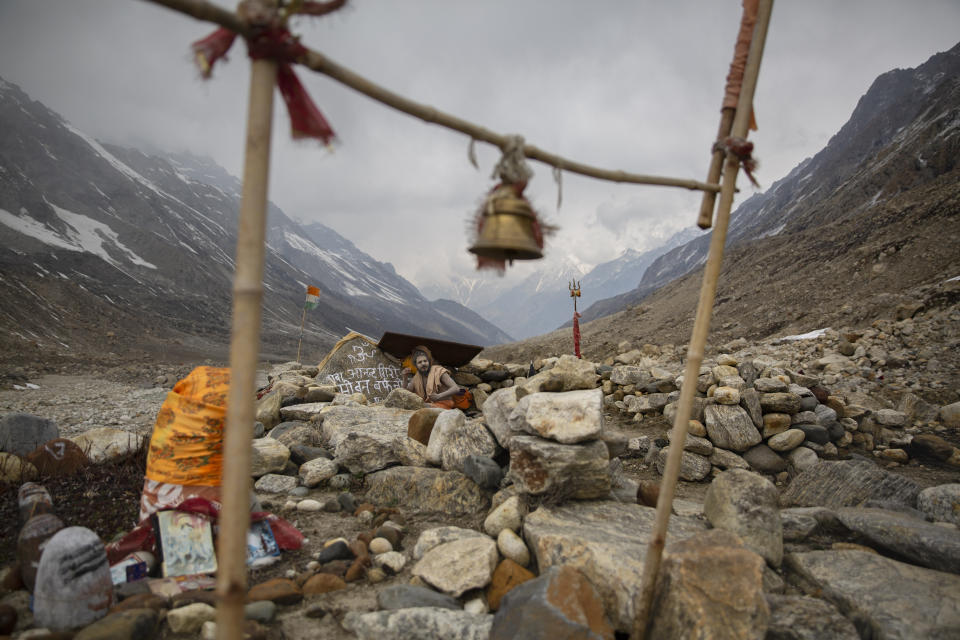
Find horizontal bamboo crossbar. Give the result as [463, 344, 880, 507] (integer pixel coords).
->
[146, 0, 722, 193]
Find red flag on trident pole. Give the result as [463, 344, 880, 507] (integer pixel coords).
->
[572, 312, 582, 359]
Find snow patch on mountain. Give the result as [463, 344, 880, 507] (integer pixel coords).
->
[0, 204, 155, 270]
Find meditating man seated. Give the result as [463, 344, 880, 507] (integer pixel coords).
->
[402, 344, 472, 409]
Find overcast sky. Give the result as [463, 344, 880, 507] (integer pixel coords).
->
[1, 1, 958, 293]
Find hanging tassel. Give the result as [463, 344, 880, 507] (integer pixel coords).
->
[553, 165, 563, 210]
[467, 139, 479, 170]
[276, 63, 337, 144]
[191, 28, 238, 79]
[190, 22, 338, 145]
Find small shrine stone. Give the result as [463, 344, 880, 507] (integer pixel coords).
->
[26, 438, 89, 477]
[33, 526, 114, 631]
[17, 512, 65, 592]
[18, 481, 54, 523]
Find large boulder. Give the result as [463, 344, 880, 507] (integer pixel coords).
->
[835, 507, 960, 574]
[412, 536, 499, 597]
[917, 484, 960, 525]
[780, 459, 922, 510]
[647, 530, 768, 639]
[490, 565, 614, 640]
[425, 410, 463, 465]
[365, 467, 489, 517]
[482, 388, 520, 449]
[509, 436, 610, 500]
[441, 419, 499, 474]
[250, 438, 290, 477]
[523, 501, 707, 632]
[786, 550, 960, 638]
[321, 405, 410, 473]
[704, 469, 783, 567]
[315, 333, 406, 403]
[69, 428, 145, 464]
[704, 405, 762, 452]
[343, 608, 492, 640]
[508, 389, 603, 444]
[765, 594, 859, 640]
[0, 413, 58, 456]
[521, 355, 599, 395]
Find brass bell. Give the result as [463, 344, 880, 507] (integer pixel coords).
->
[469, 186, 543, 262]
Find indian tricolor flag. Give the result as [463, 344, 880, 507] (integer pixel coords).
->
[304, 285, 320, 310]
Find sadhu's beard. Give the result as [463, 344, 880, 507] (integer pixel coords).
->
[417, 363, 431, 375]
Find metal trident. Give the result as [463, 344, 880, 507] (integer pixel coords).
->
[568, 279, 581, 312]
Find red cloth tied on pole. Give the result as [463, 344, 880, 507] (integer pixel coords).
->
[192, 28, 237, 79]
[190, 25, 336, 144]
[723, 0, 759, 130]
[572, 311, 582, 359]
[275, 64, 336, 142]
[718, 136, 760, 188]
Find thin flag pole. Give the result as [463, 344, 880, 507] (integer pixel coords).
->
[296, 305, 306, 364]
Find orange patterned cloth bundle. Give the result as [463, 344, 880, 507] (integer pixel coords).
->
[145, 366, 230, 487]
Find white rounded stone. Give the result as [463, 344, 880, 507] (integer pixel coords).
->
[768, 429, 805, 452]
[713, 386, 742, 405]
[369, 537, 394, 554]
[297, 499, 323, 512]
[496, 528, 530, 567]
[483, 495, 523, 537]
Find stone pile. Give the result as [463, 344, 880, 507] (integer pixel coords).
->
[599, 345, 960, 482]
[2, 323, 959, 638]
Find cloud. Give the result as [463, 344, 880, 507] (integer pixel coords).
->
[2, 0, 959, 294]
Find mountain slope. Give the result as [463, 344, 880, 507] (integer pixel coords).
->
[576, 41, 960, 326]
[0, 78, 510, 365]
[482, 42, 960, 362]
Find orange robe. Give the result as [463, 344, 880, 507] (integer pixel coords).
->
[410, 365, 470, 409]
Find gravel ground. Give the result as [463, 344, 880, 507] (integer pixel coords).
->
[0, 375, 169, 438]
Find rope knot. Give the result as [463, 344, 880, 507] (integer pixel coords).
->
[492, 135, 533, 187]
[719, 136, 760, 188]
[189, 2, 342, 144]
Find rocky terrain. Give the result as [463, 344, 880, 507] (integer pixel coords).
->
[0, 35, 958, 640]
[1, 325, 959, 638]
[571, 42, 960, 335]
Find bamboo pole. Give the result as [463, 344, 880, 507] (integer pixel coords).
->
[300, 47, 720, 192]
[144, 0, 721, 194]
[631, 1, 773, 637]
[696, 107, 735, 229]
[215, 51, 278, 640]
